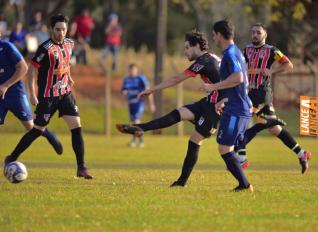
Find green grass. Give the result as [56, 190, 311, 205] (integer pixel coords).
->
[0, 134, 317, 231]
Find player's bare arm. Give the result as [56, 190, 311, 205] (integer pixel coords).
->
[202, 72, 243, 92]
[138, 72, 191, 99]
[27, 65, 39, 105]
[0, 59, 28, 99]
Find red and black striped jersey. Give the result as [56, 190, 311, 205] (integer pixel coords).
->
[244, 44, 288, 89]
[31, 38, 74, 98]
[183, 52, 221, 103]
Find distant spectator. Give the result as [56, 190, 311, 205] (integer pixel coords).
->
[75, 9, 95, 43]
[33, 24, 49, 44]
[68, 20, 87, 64]
[9, 22, 27, 55]
[0, 12, 8, 38]
[100, 13, 122, 71]
[29, 10, 44, 32]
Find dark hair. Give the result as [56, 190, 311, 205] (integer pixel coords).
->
[252, 22, 267, 31]
[213, 20, 234, 40]
[128, 63, 137, 69]
[50, 14, 69, 28]
[185, 30, 209, 51]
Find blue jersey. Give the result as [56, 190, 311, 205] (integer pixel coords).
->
[122, 75, 149, 104]
[0, 40, 26, 96]
[219, 44, 252, 117]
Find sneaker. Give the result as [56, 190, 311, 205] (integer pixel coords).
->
[299, 151, 312, 174]
[240, 159, 249, 169]
[116, 124, 144, 137]
[170, 180, 186, 187]
[46, 132, 63, 155]
[128, 141, 136, 147]
[77, 167, 93, 179]
[138, 142, 145, 148]
[261, 115, 286, 128]
[232, 184, 254, 193]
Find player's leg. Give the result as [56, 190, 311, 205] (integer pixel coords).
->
[11, 94, 63, 155]
[171, 99, 218, 187]
[268, 125, 311, 174]
[217, 114, 253, 192]
[59, 92, 92, 179]
[4, 97, 55, 165]
[170, 130, 204, 187]
[111, 45, 119, 71]
[117, 106, 194, 136]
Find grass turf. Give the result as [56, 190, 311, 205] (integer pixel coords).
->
[0, 134, 317, 231]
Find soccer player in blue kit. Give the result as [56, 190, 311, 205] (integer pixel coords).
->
[204, 20, 254, 192]
[121, 64, 155, 147]
[0, 31, 62, 155]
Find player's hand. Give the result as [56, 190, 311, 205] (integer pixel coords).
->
[261, 68, 272, 77]
[200, 83, 216, 93]
[30, 94, 39, 106]
[138, 89, 153, 99]
[0, 84, 8, 100]
[68, 78, 75, 87]
[215, 98, 228, 115]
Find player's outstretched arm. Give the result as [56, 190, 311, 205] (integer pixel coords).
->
[0, 59, 28, 99]
[27, 65, 39, 105]
[138, 73, 191, 99]
[202, 72, 243, 92]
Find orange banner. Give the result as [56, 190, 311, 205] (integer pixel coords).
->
[300, 96, 318, 136]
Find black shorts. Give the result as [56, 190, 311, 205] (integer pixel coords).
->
[184, 97, 220, 138]
[34, 92, 80, 126]
[248, 87, 276, 117]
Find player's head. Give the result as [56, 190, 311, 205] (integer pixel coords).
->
[212, 20, 234, 48]
[50, 14, 69, 44]
[128, 63, 138, 77]
[251, 23, 267, 46]
[184, 30, 208, 61]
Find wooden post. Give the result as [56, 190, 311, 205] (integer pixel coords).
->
[99, 62, 111, 137]
[153, 0, 167, 133]
[176, 82, 184, 136]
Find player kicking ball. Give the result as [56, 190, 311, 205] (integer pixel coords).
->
[117, 31, 282, 188]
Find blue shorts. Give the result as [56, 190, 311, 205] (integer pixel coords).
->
[129, 102, 144, 121]
[216, 113, 251, 146]
[0, 94, 33, 125]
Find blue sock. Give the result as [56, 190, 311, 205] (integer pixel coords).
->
[222, 152, 250, 187]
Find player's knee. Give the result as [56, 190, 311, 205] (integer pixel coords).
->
[268, 125, 282, 136]
[218, 144, 233, 155]
[33, 124, 46, 131]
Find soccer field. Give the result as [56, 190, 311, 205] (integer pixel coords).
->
[0, 133, 317, 232]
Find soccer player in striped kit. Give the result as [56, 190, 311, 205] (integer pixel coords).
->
[236, 23, 311, 173]
[4, 14, 92, 179]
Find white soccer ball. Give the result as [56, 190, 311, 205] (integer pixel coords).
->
[4, 161, 28, 183]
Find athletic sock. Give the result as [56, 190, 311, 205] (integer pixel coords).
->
[176, 141, 200, 185]
[139, 136, 144, 143]
[137, 109, 181, 132]
[221, 152, 250, 188]
[10, 128, 43, 160]
[243, 123, 267, 145]
[71, 127, 85, 169]
[277, 129, 303, 157]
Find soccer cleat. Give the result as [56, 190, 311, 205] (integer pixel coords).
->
[261, 115, 286, 128]
[299, 151, 312, 174]
[116, 124, 144, 137]
[138, 142, 145, 148]
[77, 167, 93, 179]
[4, 155, 15, 166]
[46, 132, 63, 155]
[170, 180, 186, 187]
[232, 184, 254, 193]
[128, 141, 137, 147]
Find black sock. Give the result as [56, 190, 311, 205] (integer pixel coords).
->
[221, 152, 249, 188]
[137, 109, 181, 131]
[71, 127, 85, 169]
[177, 141, 200, 185]
[277, 129, 301, 154]
[10, 128, 43, 160]
[244, 123, 266, 145]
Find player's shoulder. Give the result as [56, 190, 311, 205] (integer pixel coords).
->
[40, 39, 54, 51]
[0, 40, 15, 50]
[64, 37, 74, 45]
